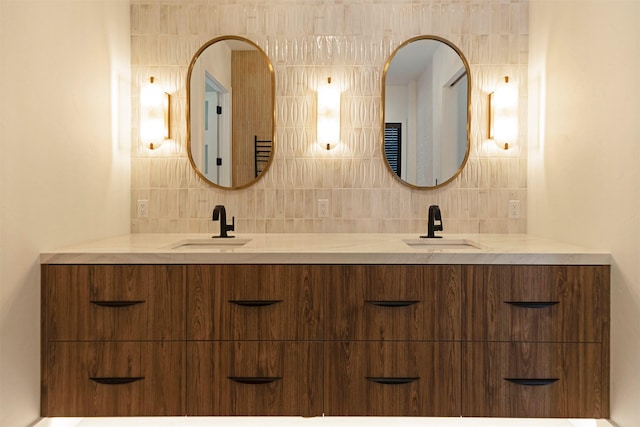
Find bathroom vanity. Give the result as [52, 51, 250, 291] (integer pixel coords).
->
[40, 234, 610, 419]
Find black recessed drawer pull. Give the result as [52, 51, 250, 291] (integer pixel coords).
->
[365, 300, 420, 307]
[228, 300, 283, 307]
[90, 376, 145, 385]
[90, 300, 145, 308]
[366, 376, 420, 385]
[504, 378, 559, 386]
[504, 301, 559, 309]
[228, 376, 282, 385]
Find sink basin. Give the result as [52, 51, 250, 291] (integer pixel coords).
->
[402, 238, 482, 250]
[169, 238, 251, 250]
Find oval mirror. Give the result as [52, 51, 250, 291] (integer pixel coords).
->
[382, 36, 470, 189]
[187, 36, 275, 189]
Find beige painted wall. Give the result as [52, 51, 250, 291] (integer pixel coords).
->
[0, 2, 131, 426]
[528, 1, 640, 426]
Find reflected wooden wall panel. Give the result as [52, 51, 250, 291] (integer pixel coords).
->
[232, 51, 272, 186]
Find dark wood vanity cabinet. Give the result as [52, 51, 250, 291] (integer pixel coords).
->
[324, 341, 461, 416]
[44, 341, 185, 416]
[324, 265, 462, 416]
[41, 263, 609, 418]
[41, 265, 187, 416]
[186, 265, 324, 417]
[325, 265, 461, 341]
[187, 264, 323, 341]
[461, 265, 610, 418]
[187, 341, 323, 416]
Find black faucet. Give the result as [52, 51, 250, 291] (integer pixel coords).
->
[212, 205, 235, 238]
[423, 205, 443, 238]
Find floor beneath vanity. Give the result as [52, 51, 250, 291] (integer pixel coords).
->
[34, 417, 615, 427]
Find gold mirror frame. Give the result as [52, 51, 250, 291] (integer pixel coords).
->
[382, 35, 471, 190]
[186, 35, 275, 190]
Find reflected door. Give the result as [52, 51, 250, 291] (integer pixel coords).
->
[441, 72, 468, 181]
[204, 74, 231, 187]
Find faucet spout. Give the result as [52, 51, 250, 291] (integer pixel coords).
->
[423, 205, 443, 238]
[212, 205, 235, 238]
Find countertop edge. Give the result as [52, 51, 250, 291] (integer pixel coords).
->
[39, 233, 612, 266]
[40, 252, 612, 265]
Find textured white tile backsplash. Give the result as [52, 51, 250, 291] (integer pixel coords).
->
[130, 0, 528, 234]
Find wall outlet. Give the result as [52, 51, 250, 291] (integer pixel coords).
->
[508, 199, 521, 219]
[137, 200, 149, 218]
[318, 199, 329, 218]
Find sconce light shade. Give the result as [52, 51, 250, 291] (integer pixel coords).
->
[317, 77, 340, 150]
[489, 76, 518, 150]
[140, 77, 170, 150]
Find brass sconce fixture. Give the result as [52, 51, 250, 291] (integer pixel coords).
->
[317, 77, 340, 150]
[140, 76, 170, 150]
[489, 76, 518, 150]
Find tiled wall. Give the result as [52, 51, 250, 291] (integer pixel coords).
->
[131, 0, 528, 234]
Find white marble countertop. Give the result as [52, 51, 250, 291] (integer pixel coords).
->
[40, 233, 611, 265]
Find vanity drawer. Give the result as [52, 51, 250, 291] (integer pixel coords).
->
[43, 265, 186, 341]
[325, 265, 461, 341]
[324, 341, 461, 416]
[42, 341, 185, 416]
[187, 265, 323, 340]
[462, 342, 604, 418]
[462, 265, 609, 342]
[187, 341, 323, 416]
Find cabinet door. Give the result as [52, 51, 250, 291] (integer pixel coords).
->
[462, 342, 604, 418]
[325, 265, 461, 340]
[324, 341, 461, 416]
[43, 265, 186, 341]
[462, 265, 609, 342]
[187, 265, 323, 340]
[187, 341, 323, 416]
[42, 342, 185, 416]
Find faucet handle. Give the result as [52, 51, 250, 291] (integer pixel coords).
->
[432, 208, 443, 231]
[423, 205, 443, 238]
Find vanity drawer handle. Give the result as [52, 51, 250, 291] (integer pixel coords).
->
[504, 301, 559, 309]
[504, 378, 559, 386]
[228, 300, 283, 307]
[90, 376, 145, 385]
[228, 376, 282, 385]
[365, 300, 420, 307]
[90, 300, 145, 308]
[366, 377, 420, 385]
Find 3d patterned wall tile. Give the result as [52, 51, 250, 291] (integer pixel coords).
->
[131, 0, 528, 234]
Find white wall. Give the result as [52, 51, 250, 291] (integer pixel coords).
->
[0, 1, 131, 426]
[528, 1, 640, 426]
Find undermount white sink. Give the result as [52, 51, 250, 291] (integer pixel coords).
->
[402, 238, 482, 250]
[169, 238, 252, 250]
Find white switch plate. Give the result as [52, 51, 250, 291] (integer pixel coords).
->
[137, 200, 149, 218]
[508, 199, 520, 219]
[318, 199, 329, 218]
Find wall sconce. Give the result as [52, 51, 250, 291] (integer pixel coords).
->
[489, 76, 518, 150]
[317, 77, 340, 150]
[140, 76, 170, 150]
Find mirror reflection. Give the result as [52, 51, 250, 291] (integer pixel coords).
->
[383, 36, 470, 189]
[187, 36, 275, 189]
